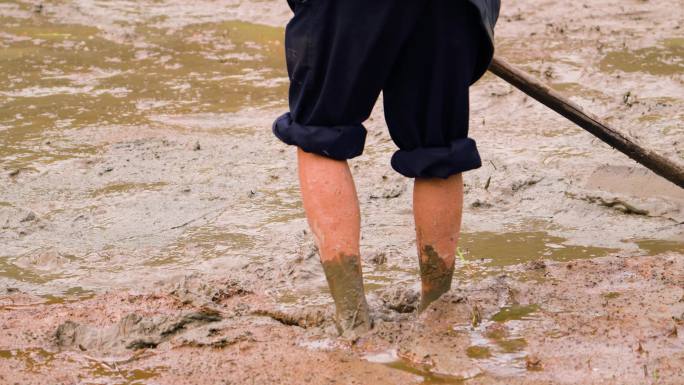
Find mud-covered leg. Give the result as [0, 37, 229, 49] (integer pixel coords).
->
[297, 149, 371, 336]
[413, 174, 463, 312]
[321, 255, 370, 336]
[418, 245, 456, 311]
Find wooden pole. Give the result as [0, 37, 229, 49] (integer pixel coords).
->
[488, 56, 684, 188]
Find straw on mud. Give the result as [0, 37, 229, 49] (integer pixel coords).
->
[489, 56, 684, 188]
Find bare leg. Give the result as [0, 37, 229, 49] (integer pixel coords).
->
[297, 148, 371, 336]
[413, 174, 464, 311]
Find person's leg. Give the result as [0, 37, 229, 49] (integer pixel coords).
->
[413, 174, 463, 311]
[273, 0, 425, 335]
[382, 0, 490, 310]
[297, 149, 370, 335]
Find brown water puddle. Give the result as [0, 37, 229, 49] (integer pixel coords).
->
[86, 361, 164, 385]
[458, 231, 616, 267]
[40, 286, 96, 305]
[634, 239, 684, 255]
[0, 348, 56, 372]
[367, 305, 542, 382]
[386, 360, 467, 384]
[600, 38, 684, 75]
[0, 347, 163, 384]
[1, 9, 287, 171]
[0, 257, 64, 285]
[364, 350, 469, 384]
[490, 304, 540, 323]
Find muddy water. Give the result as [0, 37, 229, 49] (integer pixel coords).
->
[600, 38, 684, 76]
[0, 347, 164, 384]
[1, 1, 684, 384]
[1, 1, 287, 171]
[0, 0, 291, 295]
[1, 0, 682, 301]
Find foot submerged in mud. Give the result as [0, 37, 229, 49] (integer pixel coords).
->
[419, 245, 455, 312]
[321, 256, 372, 338]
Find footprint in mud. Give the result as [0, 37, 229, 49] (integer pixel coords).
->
[54, 309, 224, 354]
[364, 348, 479, 384]
[378, 286, 420, 314]
[387, 298, 485, 382]
[454, 304, 542, 376]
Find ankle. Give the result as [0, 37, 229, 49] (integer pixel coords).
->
[418, 245, 455, 311]
[320, 256, 371, 334]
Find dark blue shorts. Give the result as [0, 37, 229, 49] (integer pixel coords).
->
[273, 0, 492, 178]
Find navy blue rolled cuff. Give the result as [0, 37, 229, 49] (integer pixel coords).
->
[391, 138, 482, 178]
[272, 113, 367, 160]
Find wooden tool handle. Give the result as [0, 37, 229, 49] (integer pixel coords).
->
[488, 56, 684, 188]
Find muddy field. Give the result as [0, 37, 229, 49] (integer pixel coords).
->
[1, 0, 683, 384]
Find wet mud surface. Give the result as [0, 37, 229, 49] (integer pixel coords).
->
[2, 254, 683, 384]
[1, 0, 683, 383]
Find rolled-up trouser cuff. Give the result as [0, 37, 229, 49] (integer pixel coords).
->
[272, 113, 367, 160]
[391, 138, 482, 178]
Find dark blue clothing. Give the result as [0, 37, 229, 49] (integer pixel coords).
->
[469, 0, 500, 48]
[468, 0, 500, 80]
[274, 0, 500, 178]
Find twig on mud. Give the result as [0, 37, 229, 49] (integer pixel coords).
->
[169, 206, 229, 230]
[112, 206, 230, 243]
